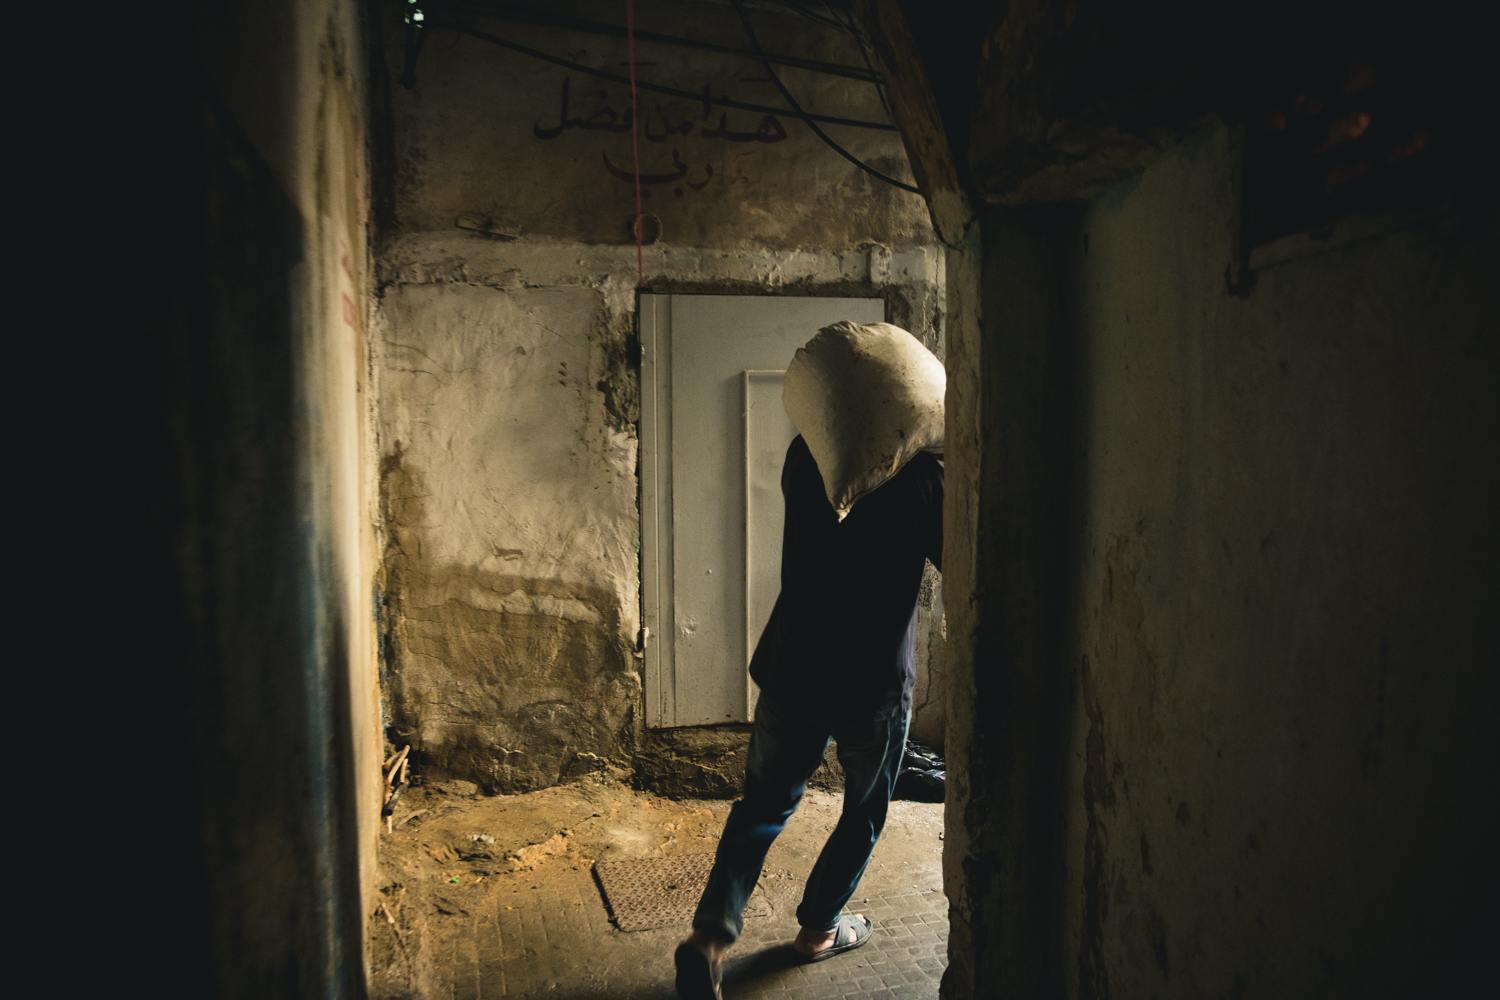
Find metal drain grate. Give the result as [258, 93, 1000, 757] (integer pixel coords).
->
[593, 853, 772, 932]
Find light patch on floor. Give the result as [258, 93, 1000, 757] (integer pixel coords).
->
[370, 774, 946, 998]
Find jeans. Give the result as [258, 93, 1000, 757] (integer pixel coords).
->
[691, 690, 910, 943]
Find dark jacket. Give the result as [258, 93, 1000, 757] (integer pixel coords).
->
[748, 435, 944, 720]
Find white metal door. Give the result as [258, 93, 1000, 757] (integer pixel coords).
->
[640, 294, 885, 727]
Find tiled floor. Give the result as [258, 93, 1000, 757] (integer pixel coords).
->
[371, 779, 946, 999]
[437, 867, 946, 999]
[721, 890, 948, 1000]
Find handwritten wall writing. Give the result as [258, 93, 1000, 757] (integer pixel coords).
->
[644, 110, 694, 142]
[602, 149, 715, 190]
[532, 76, 789, 194]
[533, 79, 634, 137]
[700, 113, 786, 143]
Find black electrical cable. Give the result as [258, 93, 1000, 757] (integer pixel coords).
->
[401, 19, 432, 89]
[436, 1, 881, 83]
[775, 1, 906, 185]
[729, 0, 920, 193]
[819, 0, 858, 31]
[427, 18, 898, 131]
[851, 17, 894, 124]
[772, 0, 855, 34]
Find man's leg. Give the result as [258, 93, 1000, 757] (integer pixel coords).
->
[690, 691, 832, 944]
[793, 708, 909, 943]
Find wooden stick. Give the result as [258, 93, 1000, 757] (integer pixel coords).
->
[385, 746, 410, 784]
[379, 900, 406, 943]
[383, 746, 411, 803]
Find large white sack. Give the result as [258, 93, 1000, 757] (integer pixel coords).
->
[782, 320, 945, 521]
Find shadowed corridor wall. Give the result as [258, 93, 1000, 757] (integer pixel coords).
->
[942, 117, 1496, 999]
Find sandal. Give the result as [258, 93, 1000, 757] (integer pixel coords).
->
[674, 939, 723, 1000]
[797, 914, 873, 963]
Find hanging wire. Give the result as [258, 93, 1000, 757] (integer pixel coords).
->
[730, 0, 920, 193]
[424, 16, 898, 131]
[764, 2, 895, 128]
[785, 0, 898, 150]
[627, 0, 644, 289]
[440, 1, 881, 82]
[770, 0, 855, 34]
[851, 17, 894, 123]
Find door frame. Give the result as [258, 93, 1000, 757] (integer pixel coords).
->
[638, 291, 889, 729]
[639, 293, 676, 728]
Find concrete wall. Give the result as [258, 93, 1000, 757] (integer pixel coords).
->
[1058, 121, 1495, 999]
[945, 118, 1496, 997]
[96, 0, 383, 995]
[371, 0, 948, 792]
[192, 1, 382, 992]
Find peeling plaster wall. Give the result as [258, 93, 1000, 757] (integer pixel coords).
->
[949, 118, 1495, 998]
[372, 0, 947, 793]
[389, 3, 932, 249]
[377, 280, 641, 790]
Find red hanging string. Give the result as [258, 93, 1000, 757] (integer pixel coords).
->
[626, 0, 644, 288]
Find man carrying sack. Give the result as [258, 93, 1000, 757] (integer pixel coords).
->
[675, 322, 945, 1000]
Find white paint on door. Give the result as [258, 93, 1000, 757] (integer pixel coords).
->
[641, 294, 885, 728]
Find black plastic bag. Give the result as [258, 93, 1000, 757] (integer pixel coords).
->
[893, 739, 945, 802]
